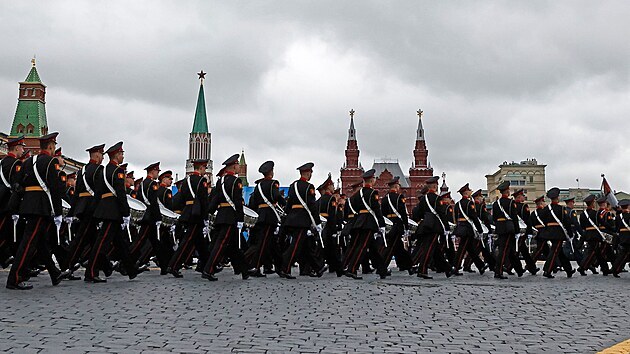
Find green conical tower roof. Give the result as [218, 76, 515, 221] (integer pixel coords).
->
[191, 82, 208, 133]
[10, 59, 48, 137]
[24, 66, 41, 83]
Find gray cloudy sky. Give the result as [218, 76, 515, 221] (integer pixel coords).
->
[1, 1, 629, 193]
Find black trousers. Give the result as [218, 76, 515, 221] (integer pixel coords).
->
[495, 233, 523, 276]
[580, 239, 610, 273]
[84, 220, 136, 279]
[454, 233, 485, 271]
[65, 216, 97, 270]
[7, 216, 61, 287]
[203, 224, 246, 275]
[0, 214, 17, 265]
[322, 226, 343, 272]
[281, 227, 322, 275]
[612, 244, 630, 274]
[168, 222, 208, 271]
[381, 223, 412, 271]
[544, 239, 572, 275]
[344, 229, 386, 275]
[463, 237, 496, 271]
[131, 223, 173, 271]
[411, 233, 451, 275]
[43, 221, 69, 271]
[244, 223, 280, 271]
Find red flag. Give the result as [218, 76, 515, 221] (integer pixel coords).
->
[601, 175, 619, 207]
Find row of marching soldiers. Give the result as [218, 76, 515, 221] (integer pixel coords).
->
[2, 134, 630, 290]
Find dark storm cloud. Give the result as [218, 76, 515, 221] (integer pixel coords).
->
[0, 1, 629, 192]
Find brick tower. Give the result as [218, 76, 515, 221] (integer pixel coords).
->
[408, 109, 434, 205]
[186, 71, 213, 181]
[340, 109, 364, 195]
[237, 149, 249, 187]
[10, 58, 49, 151]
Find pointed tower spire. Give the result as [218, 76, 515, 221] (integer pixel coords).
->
[416, 109, 424, 141]
[238, 148, 249, 187]
[348, 109, 356, 141]
[10, 58, 48, 141]
[186, 70, 213, 179]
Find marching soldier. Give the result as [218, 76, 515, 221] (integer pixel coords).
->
[244, 161, 285, 277]
[577, 195, 612, 276]
[540, 187, 574, 278]
[453, 184, 487, 274]
[612, 199, 630, 277]
[513, 189, 539, 275]
[410, 176, 454, 279]
[6, 132, 69, 290]
[167, 159, 210, 278]
[343, 169, 388, 280]
[84, 142, 138, 283]
[463, 189, 496, 273]
[0, 136, 25, 269]
[317, 174, 342, 276]
[340, 181, 362, 271]
[125, 171, 135, 196]
[130, 162, 171, 274]
[202, 154, 249, 281]
[277, 162, 325, 279]
[380, 176, 413, 272]
[492, 181, 524, 279]
[64, 144, 104, 279]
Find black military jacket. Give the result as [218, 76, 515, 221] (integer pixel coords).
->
[597, 208, 616, 234]
[157, 185, 173, 211]
[92, 162, 129, 222]
[476, 201, 492, 229]
[527, 207, 547, 238]
[566, 207, 582, 238]
[179, 173, 208, 224]
[381, 191, 408, 228]
[414, 192, 446, 235]
[0, 154, 22, 214]
[492, 197, 519, 235]
[350, 187, 385, 232]
[70, 162, 102, 218]
[616, 211, 630, 244]
[284, 179, 320, 229]
[516, 201, 530, 231]
[248, 178, 284, 226]
[19, 152, 63, 217]
[540, 203, 571, 241]
[209, 173, 244, 225]
[137, 177, 161, 223]
[64, 185, 75, 205]
[579, 208, 601, 242]
[454, 197, 482, 236]
[317, 193, 337, 231]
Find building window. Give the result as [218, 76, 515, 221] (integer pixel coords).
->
[31, 89, 36, 97]
[16, 124, 24, 134]
[26, 124, 34, 134]
[23, 89, 28, 97]
[529, 176, 533, 182]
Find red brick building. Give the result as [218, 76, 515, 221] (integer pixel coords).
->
[340, 109, 434, 212]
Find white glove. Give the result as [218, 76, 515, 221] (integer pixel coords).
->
[237, 222, 244, 230]
[54, 215, 63, 228]
[122, 216, 131, 229]
[170, 225, 176, 234]
[379, 227, 386, 236]
[64, 217, 74, 225]
[11, 214, 19, 223]
[315, 224, 323, 234]
[155, 221, 162, 229]
[274, 226, 280, 235]
[306, 230, 313, 237]
[204, 220, 210, 228]
[202, 226, 209, 237]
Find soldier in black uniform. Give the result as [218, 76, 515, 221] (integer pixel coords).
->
[125, 171, 135, 196]
[244, 161, 285, 277]
[343, 169, 388, 280]
[612, 199, 630, 277]
[577, 195, 612, 276]
[453, 184, 486, 274]
[202, 154, 249, 281]
[277, 162, 325, 279]
[540, 187, 574, 278]
[463, 189, 496, 273]
[410, 176, 454, 279]
[340, 181, 362, 271]
[167, 159, 210, 278]
[84, 142, 138, 283]
[0, 136, 25, 268]
[155, 170, 175, 267]
[492, 181, 524, 279]
[380, 176, 412, 272]
[64, 144, 104, 279]
[6, 132, 69, 290]
[317, 174, 342, 276]
[513, 189, 539, 275]
[130, 162, 171, 274]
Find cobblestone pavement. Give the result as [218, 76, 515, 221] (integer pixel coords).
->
[1, 262, 628, 353]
